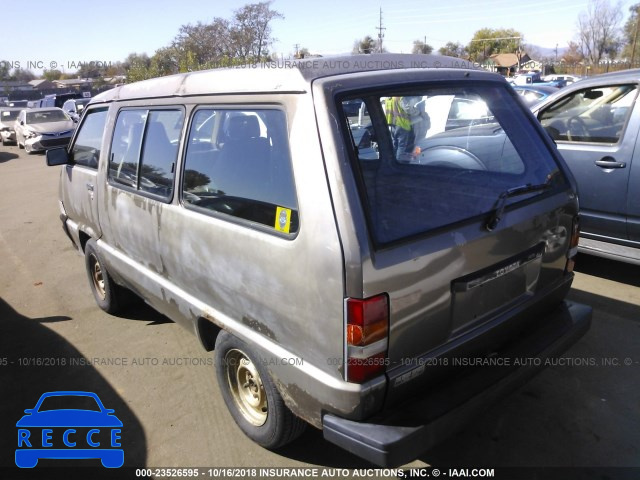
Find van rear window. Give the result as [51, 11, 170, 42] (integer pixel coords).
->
[340, 84, 565, 245]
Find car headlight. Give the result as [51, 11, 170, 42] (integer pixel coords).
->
[24, 129, 38, 138]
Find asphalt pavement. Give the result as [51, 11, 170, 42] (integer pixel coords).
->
[0, 145, 638, 479]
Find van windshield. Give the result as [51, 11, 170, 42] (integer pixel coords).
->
[340, 83, 565, 245]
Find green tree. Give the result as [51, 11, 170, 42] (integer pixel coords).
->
[231, 1, 284, 61]
[0, 61, 12, 80]
[172, 19, 232, 66]
[412, 40, 433, 54]
[124, 1, 285, 82]
[123, 53, 151, 71]
[150, 47, 181, 77]
[467, 28, 524, 61]
[576, 0, 623, 64]
[76, 61, 106, 79]
[438, 42, 467, 57]
[353, 35, 377, 54]
[562, 41, 585, 64]
[11, 68, 36, 82]
[295, 47, 310, 59]
[42, 69, 63, 81]
[621, 3, 640, 61]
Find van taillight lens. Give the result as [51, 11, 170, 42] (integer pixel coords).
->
[346, 294, 389, 383]
[566, 216, 580, 273]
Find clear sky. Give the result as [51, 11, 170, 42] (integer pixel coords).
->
[1, 0, 637, 73]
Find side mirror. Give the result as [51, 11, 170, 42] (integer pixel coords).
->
[46, 147, 70, 166]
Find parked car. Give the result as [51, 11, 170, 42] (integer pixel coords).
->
[8, 100, 29, 108]
[510, 74, 565, 88]
[62, 98, 91, 122]
[15, 107, 75, 153]
[543, 74, 582, 85]
[532, 68, 640, 264]
[46, 54, 591, 466]
[512, 84, 559, 106]
[0, 107, 22, 145]
[39, 92, 86, 109]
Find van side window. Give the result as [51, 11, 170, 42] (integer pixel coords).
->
[182, 108, 299, 234]
[109, 108, 184, 199]
[110, 110, 145, 188]
[139, 110, 183, 197]
[70, 107, 108, 169]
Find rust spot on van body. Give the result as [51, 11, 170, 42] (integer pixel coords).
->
[242, 315, 276, 341]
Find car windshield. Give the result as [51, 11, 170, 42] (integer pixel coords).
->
[1, 110, 20, 121]
[26, 110, 69, 124]
[340, 84, 565, 245]
[38, 395, 101, 412]
[76, 99, 90, 112]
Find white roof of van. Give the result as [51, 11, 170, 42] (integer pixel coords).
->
[93, 54, 481, 102]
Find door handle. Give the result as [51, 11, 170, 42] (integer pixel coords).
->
[86, 183, 94, 192]
[595, 157, 626, 169]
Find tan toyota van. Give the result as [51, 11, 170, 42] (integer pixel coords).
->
[47, 55, 592, 466]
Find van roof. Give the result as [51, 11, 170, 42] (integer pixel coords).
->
[93, 54, 481, 102]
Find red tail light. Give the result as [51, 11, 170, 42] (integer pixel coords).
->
[566, 216, 580, 273]
[345, 294, 389, 383]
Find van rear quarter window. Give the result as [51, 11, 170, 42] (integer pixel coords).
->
[340, 83, 566, 245]
[181, 108, 299, 234]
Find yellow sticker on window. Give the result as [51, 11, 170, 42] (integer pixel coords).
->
[275, 206, 292, 233]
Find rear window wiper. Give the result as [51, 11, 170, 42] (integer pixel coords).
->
[485, 183, 552, 231]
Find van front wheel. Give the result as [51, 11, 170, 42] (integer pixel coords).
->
[214, 331, 306, 449]
[84, 239, 124, 314]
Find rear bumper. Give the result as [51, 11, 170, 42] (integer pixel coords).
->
[322, 300, 592, 466]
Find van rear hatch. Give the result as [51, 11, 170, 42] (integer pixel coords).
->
[332, 76, 579, 394]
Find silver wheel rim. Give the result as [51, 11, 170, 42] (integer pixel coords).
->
[225, 348, 267, 426]
[89, 253, 106, 300]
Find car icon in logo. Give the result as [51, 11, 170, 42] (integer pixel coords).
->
[16, 391, 123, 468]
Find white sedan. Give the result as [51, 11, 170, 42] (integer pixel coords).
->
[15, 108, 75, 153]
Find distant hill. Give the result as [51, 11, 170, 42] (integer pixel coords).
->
[527, 44, 569, 60]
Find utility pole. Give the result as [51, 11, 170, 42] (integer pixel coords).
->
[293, 43, 300, 59]
[375, 8, 386, 53]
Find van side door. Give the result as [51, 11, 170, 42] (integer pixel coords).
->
[101, 107, 184, 279]
[60, 106, 109, 240]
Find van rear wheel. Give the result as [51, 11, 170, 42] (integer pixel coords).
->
[214, 331, 306, 449]
[84, 238, 125, 314]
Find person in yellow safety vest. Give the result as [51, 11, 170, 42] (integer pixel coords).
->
[385, 97, 415, 161]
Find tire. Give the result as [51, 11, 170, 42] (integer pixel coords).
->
[215, 331, 306, 449]
[84, 238, 125, 314]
